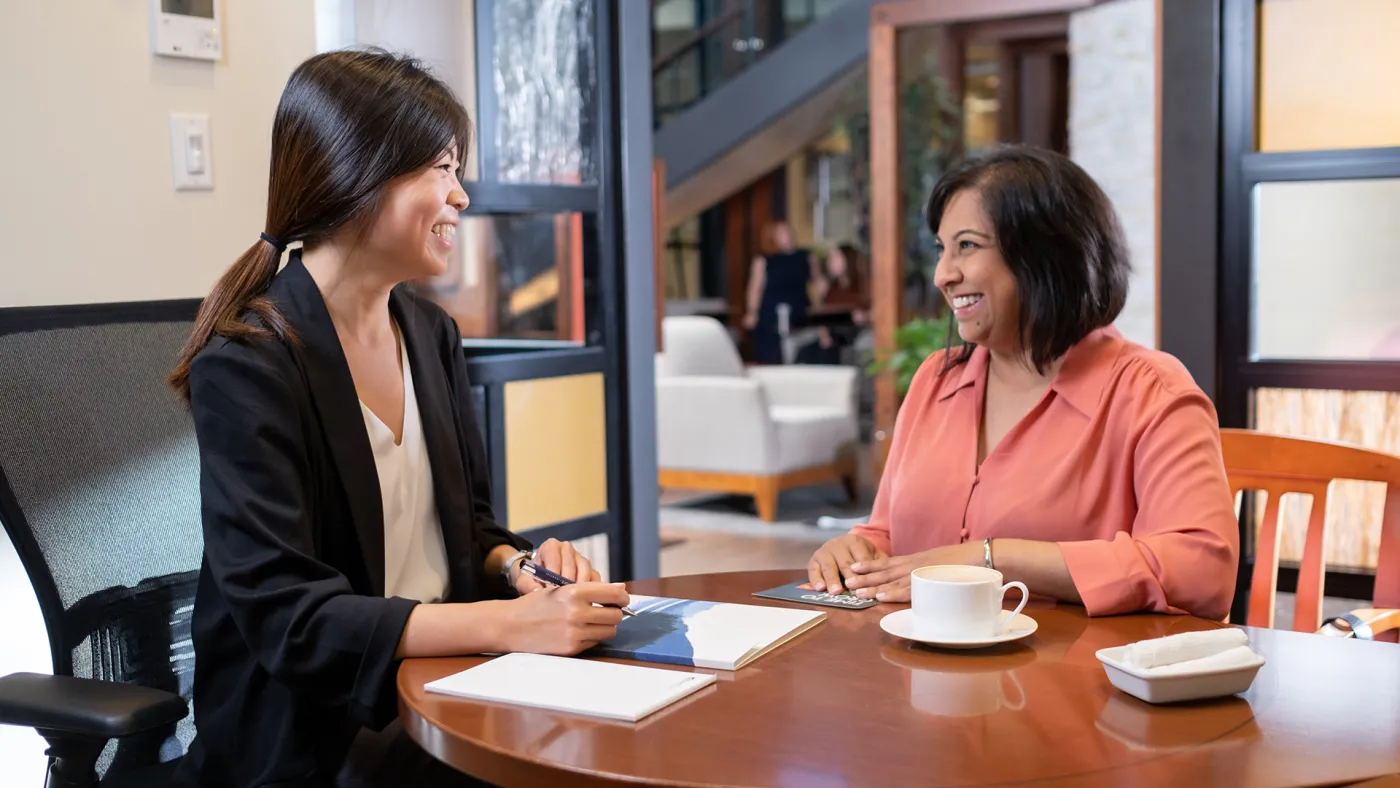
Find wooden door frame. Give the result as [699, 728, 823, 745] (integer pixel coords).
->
[868, 0, 1094, 478]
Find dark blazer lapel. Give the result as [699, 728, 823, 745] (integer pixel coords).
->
[270, 254, 387, 595]
[390, 290, 479, 600]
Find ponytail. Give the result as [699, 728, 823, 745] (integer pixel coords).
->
[168, 236, 295, 402]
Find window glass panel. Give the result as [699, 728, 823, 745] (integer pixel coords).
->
[1252, 178, 1400, 360]
[963, 43, 999, 154]
[1251, 388, 1397, 569]
[1258, 0, 1400, 152]
[492, 0, 597, 184]
[418, 213, 593, 343]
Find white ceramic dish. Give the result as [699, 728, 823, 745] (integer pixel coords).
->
[1095, 645, 1265, 704]
[880, 609, 1038, 649]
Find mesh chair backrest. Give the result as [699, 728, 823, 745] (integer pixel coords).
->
[0, 308, 204, 773]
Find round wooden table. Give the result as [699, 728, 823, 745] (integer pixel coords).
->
[399, 570, 1400, 787]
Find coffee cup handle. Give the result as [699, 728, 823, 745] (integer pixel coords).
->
[1000, 671, 1027, 711]
[996, 581, 1029, 633]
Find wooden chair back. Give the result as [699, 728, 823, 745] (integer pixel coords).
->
[1220, 429, 1400, 632]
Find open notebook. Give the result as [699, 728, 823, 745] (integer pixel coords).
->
[590, 595, 826, 670]
[424, 652, 716, 722]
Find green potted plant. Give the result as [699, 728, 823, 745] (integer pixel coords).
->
[867, 316, 959, 399]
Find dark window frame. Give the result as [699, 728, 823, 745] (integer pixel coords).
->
[467, 0, 637, 579]
[1216, 0, 1400, 615]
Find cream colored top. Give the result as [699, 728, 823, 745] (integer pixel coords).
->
[361, 327, 450, 604]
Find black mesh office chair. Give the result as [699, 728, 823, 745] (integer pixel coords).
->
[0, 302, 203, 787]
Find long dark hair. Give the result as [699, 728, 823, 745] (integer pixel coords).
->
[834, 242, 865, 295]
[168, 48, 472, 400]
[925, 145, 1129, 375]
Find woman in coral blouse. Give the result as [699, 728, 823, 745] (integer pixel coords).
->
[808, 146, 1239, 621]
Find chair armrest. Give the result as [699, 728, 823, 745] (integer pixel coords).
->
[655, 377, 776, 474]
[747, 365, 858, 413]
[0, 672, 187, 738]
[1318, 608, 1400, 640]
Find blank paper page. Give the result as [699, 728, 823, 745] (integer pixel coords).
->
[424, 652, 716, 722]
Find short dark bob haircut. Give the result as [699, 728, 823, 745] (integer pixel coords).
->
[926, 145, 1130, 374]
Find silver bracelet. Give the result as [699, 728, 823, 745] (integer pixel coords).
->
[984, 538, 994, 570]
[500, 549, 533, 586]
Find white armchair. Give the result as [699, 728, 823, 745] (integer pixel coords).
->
[655, 316, 859, 521]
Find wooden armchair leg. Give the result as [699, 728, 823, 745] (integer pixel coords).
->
[839, 456, 859, 502]
[754, 477, 780, 522]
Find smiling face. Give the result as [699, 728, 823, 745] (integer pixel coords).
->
[932, 188, 1021, 353]
[358, 145, 469, 281]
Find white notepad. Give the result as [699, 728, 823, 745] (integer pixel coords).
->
[424, 652, 717, 722]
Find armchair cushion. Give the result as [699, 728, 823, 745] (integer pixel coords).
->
[772, 406, 860, 473]
[657, 316, 744, 378]
[0, 672, 187, 739]
[656, 377, 776, 474]
[746, 365, 858, 413]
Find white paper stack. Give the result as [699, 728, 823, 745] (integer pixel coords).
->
[425, 652, 717, 722]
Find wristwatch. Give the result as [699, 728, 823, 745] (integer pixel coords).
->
[1318, 613, 1372, 640]
[500, 549, 533, 588]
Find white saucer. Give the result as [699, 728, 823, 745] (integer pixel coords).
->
[879, 609, 1038, 649]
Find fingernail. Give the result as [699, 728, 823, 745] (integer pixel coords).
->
[812, 582, 824, 591]
[876, 592, 887, 601]
[850, 563, 863, 571]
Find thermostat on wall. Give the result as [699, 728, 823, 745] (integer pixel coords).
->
[151, 0, 222, 61]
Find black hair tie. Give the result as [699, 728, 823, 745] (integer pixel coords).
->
[259, 232, 287, 253]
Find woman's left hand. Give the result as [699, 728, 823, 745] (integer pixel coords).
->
[842, 542, 981, 602]
[512, 538, 601, 594]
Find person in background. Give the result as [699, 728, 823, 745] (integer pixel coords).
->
[806, 146, 1239, 621]
[822, 243, 869, 315]
[804, 242, 869, 364]
[743, 220, 825, 364]
[167, 49, 628, 788]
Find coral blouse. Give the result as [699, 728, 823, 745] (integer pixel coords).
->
[851, 327, 1239, 620]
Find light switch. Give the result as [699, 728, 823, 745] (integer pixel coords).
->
[186, 132, 205, 174]
[169, 113, 213, 190]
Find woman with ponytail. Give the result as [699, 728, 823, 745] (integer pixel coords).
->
[171, 49, 626, 788]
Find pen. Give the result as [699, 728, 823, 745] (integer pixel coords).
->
[518, 559, 639, 617]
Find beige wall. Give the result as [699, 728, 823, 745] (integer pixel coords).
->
[0, 1, 316, 308]
[1069, 0, 1158, 350]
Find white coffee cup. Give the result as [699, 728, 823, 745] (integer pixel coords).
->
[910, 565, 1029, 641]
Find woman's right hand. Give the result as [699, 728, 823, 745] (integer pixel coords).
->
[807, 534, 887, 593]
[501, 583, 632, 656]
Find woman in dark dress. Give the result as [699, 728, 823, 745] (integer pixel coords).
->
[742, 221, 825, 364]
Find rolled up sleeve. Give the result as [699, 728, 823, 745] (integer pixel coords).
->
[1060, 390, 1239, 620]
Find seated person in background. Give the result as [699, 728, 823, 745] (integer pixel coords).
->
[807, 146, 1239, 621]
[801, 243, 869, 365]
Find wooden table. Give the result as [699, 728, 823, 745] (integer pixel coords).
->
[399, 570, 1400, 788]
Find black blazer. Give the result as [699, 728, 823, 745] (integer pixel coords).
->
[174, 254, 530, 788]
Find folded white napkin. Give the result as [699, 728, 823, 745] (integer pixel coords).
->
[1120, 628, 1249, 670]
[1139, 645, 1262, 676]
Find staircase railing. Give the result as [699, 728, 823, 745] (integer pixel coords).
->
[652, 0, 848, 129]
